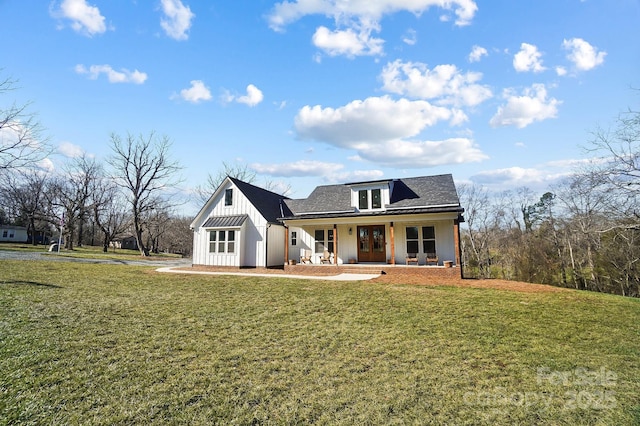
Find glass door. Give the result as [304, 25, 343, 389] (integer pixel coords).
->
[357, 225, 386, 262]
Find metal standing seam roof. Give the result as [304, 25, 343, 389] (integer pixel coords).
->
[202, 214, 248, 228]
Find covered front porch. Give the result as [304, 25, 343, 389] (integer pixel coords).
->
[283, 213, 462, 269]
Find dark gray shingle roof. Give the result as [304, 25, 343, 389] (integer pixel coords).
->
[229, 177, 292, 223]
[283, 174, 461, 219]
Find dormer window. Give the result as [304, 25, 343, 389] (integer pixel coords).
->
[358, 190, 368, 210]
[372, 188, 381, 208]
[358, 188, 382, 210]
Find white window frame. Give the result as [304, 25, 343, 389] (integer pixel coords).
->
[224, 189, 233, 206]
[405, 225, 436, 255]
[355, 187, 385, 211]
[208, 229, 237, 254]
[314, 228, 334, 254]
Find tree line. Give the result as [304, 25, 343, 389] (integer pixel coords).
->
[0, 132, 192, 256]
[2, 71, 638, 296]
[459, 106, 640, 297]
[1, 72, 191, 256]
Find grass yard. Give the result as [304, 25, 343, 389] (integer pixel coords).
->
[0, 242, 183, 261]
[1, 260, 639, 425]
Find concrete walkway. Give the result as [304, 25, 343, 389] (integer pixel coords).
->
[155, 266, 380, 281]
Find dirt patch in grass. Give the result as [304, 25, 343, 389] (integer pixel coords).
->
[371, 274, 568, 293]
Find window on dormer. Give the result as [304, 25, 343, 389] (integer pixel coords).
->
[357, 188, 383, 210]
[359, 190, 368, 209]
[372, 189, 381, 209]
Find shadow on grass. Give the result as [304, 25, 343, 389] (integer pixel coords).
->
[1, 280, 62, 288]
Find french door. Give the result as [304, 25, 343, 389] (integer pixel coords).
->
[357, 225, 386, 262]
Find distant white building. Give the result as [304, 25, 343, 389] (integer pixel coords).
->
[0, 226, 28, 243]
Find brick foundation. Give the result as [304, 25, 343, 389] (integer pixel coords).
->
[284, 264, 462, 281]
[189, 263, 463, 282]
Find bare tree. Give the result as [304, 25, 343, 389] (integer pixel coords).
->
[588, 106, 640, 199]
[162, 215, 193, 256]
[90, 165, 131, 252]
[107, 132, 182, 256]
[0, 73, 50, 172]
[193, 161, 257, 205]
[193, 161, 291, 206]
[458, 183, 494, 278]
[0, 169, 50, 244]
[145, 202, 172, 254]
[47, 156, 100, 250]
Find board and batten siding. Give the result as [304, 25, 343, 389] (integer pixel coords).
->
[192, 180, 286, 267]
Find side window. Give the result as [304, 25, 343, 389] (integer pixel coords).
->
[406, 226, 419, 254]
[225, 189, 233, 206]
[209, 231, 217, 253]
[327, 229, 334, 252]
[314, 229, 325, 253]
[218, 230, 226, 253]
[422, 226, 436, 254]
[209, 230, 236, 253]
[291, 231, 297, 246]
[228, 230, 235, 253]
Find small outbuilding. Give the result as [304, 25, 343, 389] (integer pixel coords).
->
[0, 226, 28, 243]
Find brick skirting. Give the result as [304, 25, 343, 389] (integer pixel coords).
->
[284, 264, 463, 280]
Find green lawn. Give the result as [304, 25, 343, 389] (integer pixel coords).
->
[1, 260, 639, 425]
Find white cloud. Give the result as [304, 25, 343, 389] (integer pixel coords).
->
[402, 29, 417, 46]
[356, 138, 488, 168]
[58, 141, 85, 158]
[295, 96, 454, 146]
[555, 66, 567, 76]
[251, 160, 344, 177]
[238, 84, 264, 107]
[37, 158, 56, 172]
[250, 161, 385, 183]
[225, 84, 264, 107]
[489, 84, 560, 128]
[177, 80, 212, 103]
[470, 164, 575, 189]
[267, 0, 476, 58]
[267, 0, 478, 31]
[513, 43, 546, 73]
[468, 45, 487, 62]
[312, 22, 384, 57]
[471, 166, 549, 186]
[562, 37, 606, 71]
[75, 64, 148, 84]
[294, 96, 487, 168]
[53, 0, 107, 36]
[160, 0, 195, 41]
[380, 60, 492, 107]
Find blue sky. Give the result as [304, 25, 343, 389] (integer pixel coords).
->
[2, 0, 639, 214]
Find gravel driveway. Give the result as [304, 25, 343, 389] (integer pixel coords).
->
[0, 250, 192, 267]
